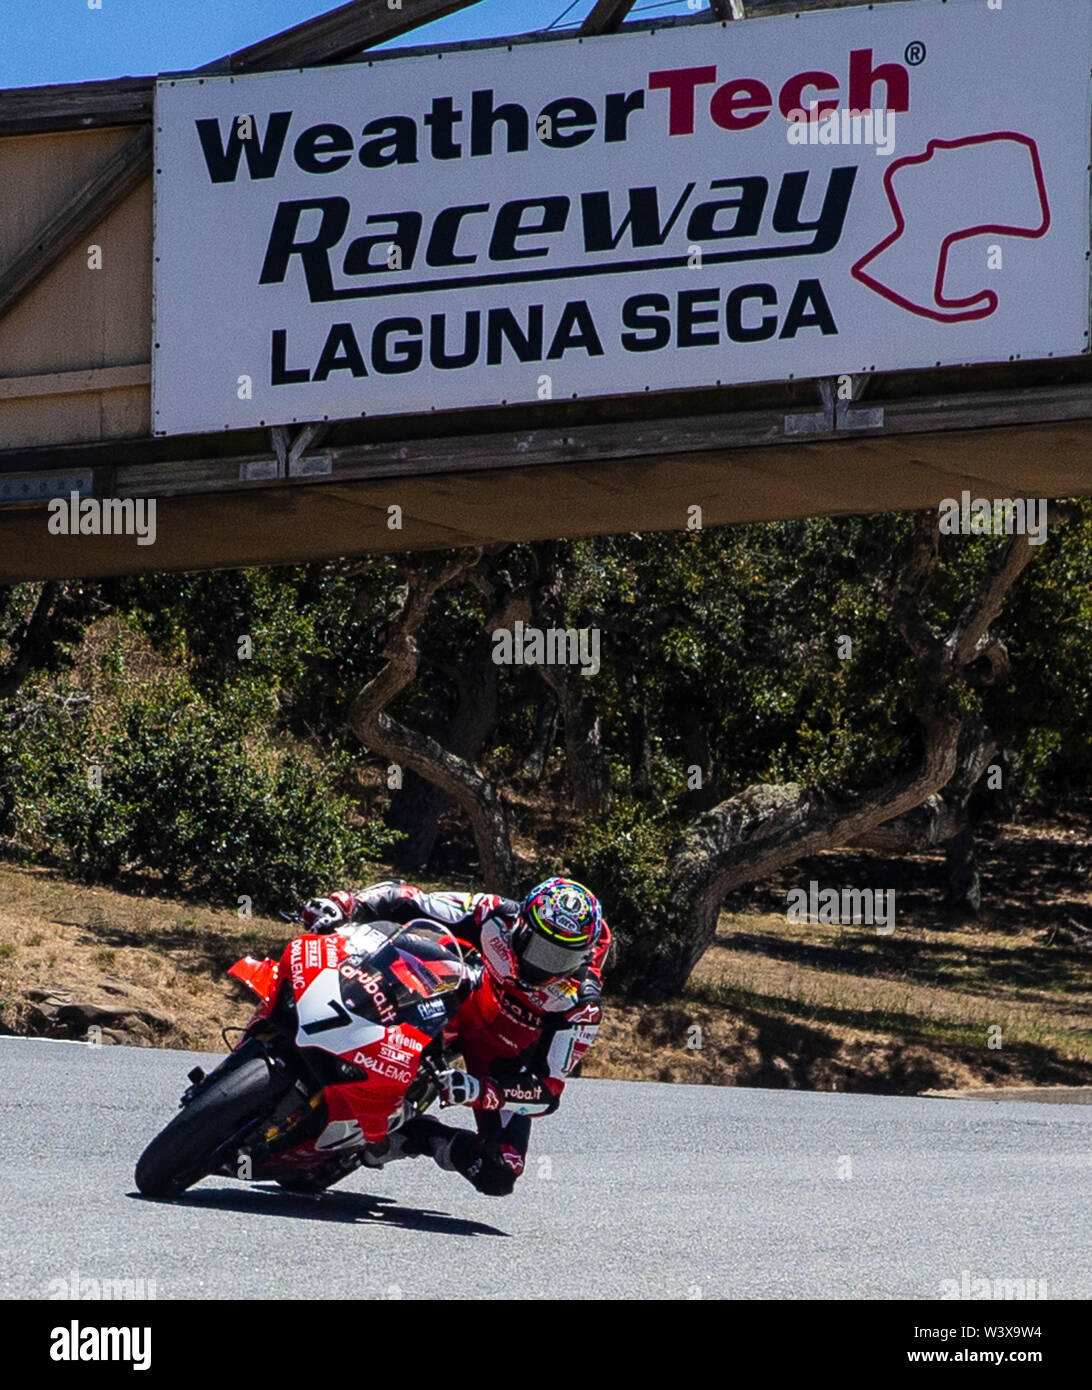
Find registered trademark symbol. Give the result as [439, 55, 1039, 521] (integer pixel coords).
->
[905, 41, 926, 65]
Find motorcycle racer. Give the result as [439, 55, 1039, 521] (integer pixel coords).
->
[298, 877, 609, 1196]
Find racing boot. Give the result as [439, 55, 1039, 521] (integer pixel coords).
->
[375, 1114, 460, 1171]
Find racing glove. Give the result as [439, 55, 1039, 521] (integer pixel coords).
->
[437, 1069, 479, 1107]
[437, 1070, 505, 1110]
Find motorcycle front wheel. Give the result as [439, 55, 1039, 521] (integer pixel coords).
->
[134, 1049, 293, 1198]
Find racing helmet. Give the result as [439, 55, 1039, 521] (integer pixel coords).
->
[511, 878, 602, 986]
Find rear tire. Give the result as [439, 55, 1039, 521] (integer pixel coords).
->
[135, 1052, 293, 1198]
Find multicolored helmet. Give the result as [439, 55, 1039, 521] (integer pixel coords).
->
[512, 878, 602, 985]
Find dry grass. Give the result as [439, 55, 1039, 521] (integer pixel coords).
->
[2, 815, 1091, 1096]
[584, 819, 1092, 1094]
[0, 860, 286, 1050]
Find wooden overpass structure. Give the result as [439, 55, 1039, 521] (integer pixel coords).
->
[1, 0, 1090, 581]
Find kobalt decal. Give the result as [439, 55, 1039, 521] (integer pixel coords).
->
[504, 1084, 544, 1103]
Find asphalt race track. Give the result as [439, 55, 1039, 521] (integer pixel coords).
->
[1, 1037, 1089, 1300]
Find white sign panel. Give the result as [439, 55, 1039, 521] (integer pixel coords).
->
[153, 0, 1092, 436]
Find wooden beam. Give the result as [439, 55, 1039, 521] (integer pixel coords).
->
[0, 5, 487, 136]
[4, 360, 1092, 479]
[0, 125, 152, 326]
[580, 0, 637, 35]
[114, 403, 812, 497]
[0, 77, 154, 138]
[227, 0, 486, 74]
[0, 364, 150, 402]
[3, 417, 1092, 583]
[87, 381, 1092, 500]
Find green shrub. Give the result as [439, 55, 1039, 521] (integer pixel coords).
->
[2, 670, 391, 907]
[565, 796, 682, 993]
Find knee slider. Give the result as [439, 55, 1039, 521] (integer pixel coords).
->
[471, 1164, 518, 1197]
[474, 1140, 524, 1196]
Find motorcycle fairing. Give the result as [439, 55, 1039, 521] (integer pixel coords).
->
[225, 926, 464, 1153]
[227, 955, 279, 1004]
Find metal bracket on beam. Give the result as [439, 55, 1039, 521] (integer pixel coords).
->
[785, 376, 886, 436]
[270, 426, 290, 477]
[836, 374, 885, 432]
[0, 471, 93, 504]
[255, 423, 333, 483]
[287, 422, 332, 476]
[784, 378, 835, 436]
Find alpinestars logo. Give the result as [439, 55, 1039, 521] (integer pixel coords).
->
[852, 132, 1050, 323]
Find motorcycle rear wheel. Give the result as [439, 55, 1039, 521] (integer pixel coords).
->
[135, 1051, 293, 1198]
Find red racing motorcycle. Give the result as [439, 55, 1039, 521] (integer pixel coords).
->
[135, 919, 479, 1198]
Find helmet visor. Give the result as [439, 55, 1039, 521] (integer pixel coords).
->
[518, 927, 584, 982]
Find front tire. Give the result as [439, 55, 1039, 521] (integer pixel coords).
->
[135, 1051, 292, 1198]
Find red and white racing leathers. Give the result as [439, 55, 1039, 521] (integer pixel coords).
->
[341, 880, 608, 1114]
[317, 880, 609, 1194]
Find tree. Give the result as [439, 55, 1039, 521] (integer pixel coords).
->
[0, 582, 99, 699]
[347, 551, 519, 892]
[602, 509, 1057, 995]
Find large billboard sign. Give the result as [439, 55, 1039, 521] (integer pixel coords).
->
[153, 0, 1092, 436]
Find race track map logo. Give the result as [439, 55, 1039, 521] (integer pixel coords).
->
[852, 132, 1051, 322]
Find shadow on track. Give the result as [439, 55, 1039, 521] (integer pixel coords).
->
[129, 1185, 508, 1237]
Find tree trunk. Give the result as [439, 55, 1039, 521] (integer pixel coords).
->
[528, 539, 610, 812]
[851, 724, 999, 856]
[520, 689, 558, 786]
[0, 583, 59, 698]
[388, 642, 500, 870]
[612, 514, 1048, 998]
[538, 664, 611, 811]
[678, 696, 716, 813]
[622, 665, 653, 796]
[388, 771, 448, 870]
[347, 555, 517, 894]
[944, 827, 981, 916]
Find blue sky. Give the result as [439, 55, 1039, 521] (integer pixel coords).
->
[0, 0, 714, 90]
